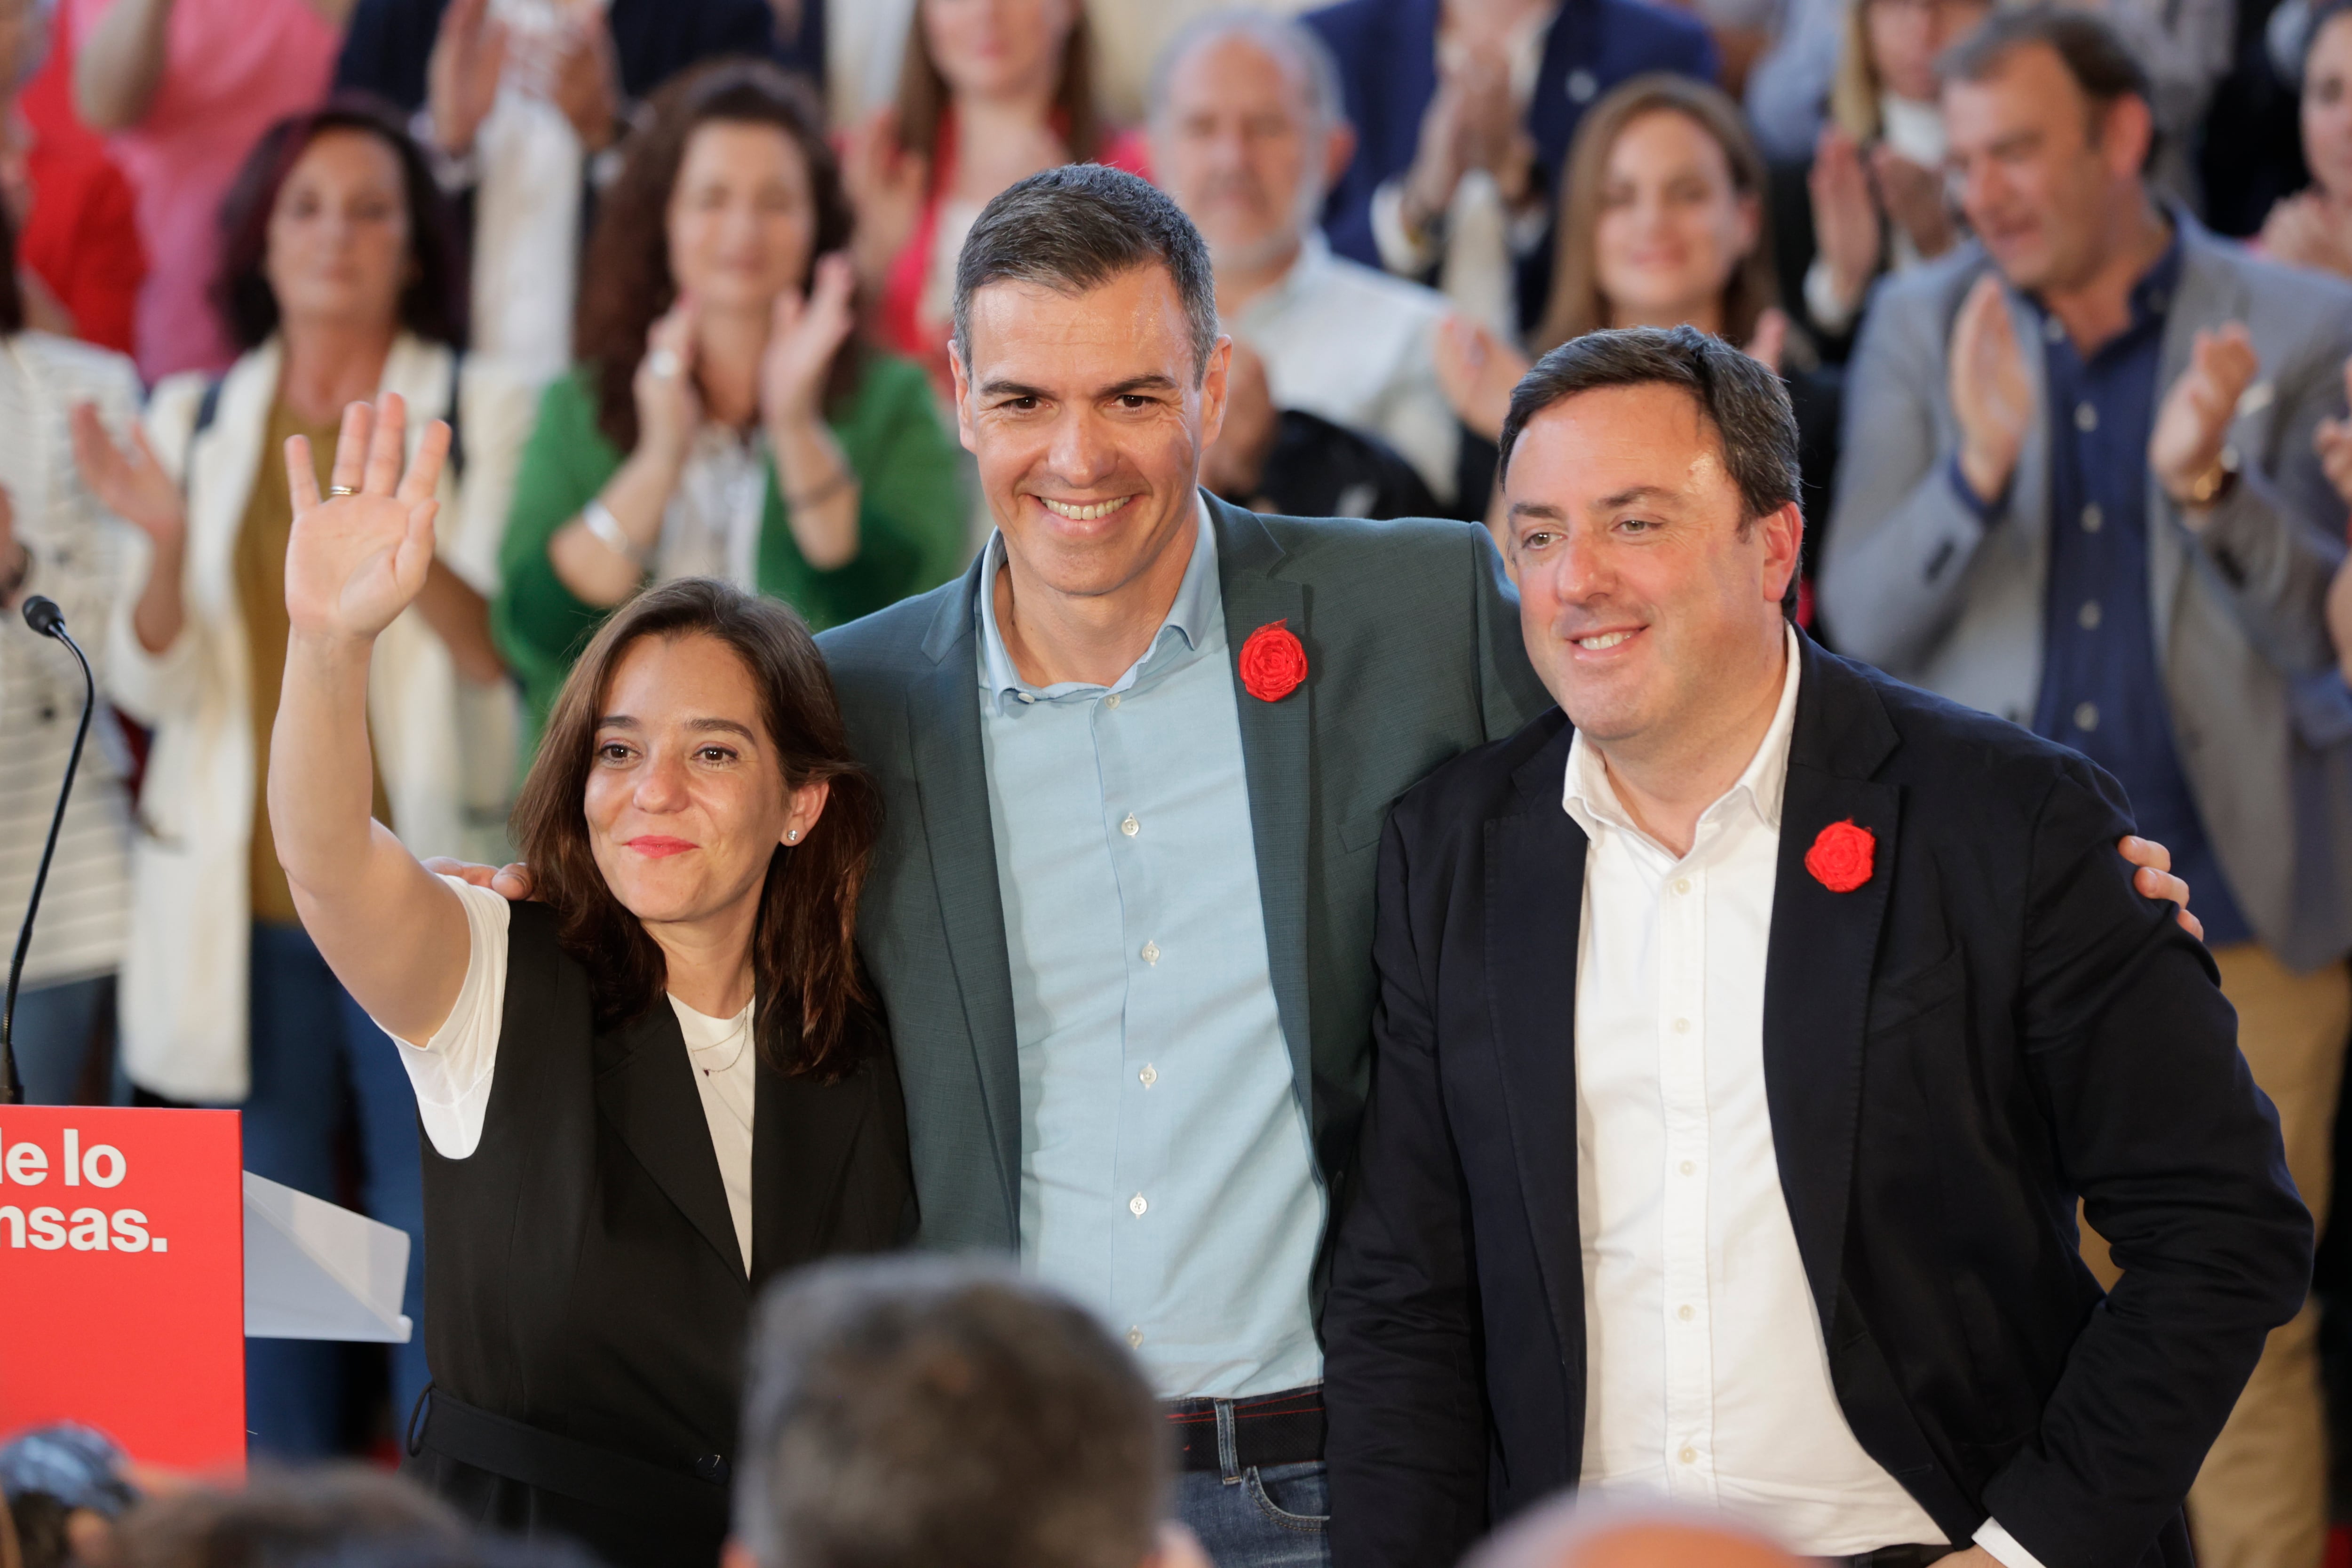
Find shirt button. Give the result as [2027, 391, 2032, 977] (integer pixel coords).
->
[1677, 1304, 1695, 1321]
[1679, 1446, 1698, 1465]
[2078, 599, 2102, 630]
[1129, 1193, 1148, 1217]
[2043, 315, 2066, 343]
[1128, 1326, 1144, 1347]
[1673, 877, 1692, 895]
[1672, 1018, 1691, 1034]
[1104, 693, 1120, 710]
[1679, 1160, 1696, 1176]
[2082, 503, 2103, 533]
[1016, 691, 1036, 705]
[1565, 68, 1597, 102]
[2074, 701, 2100, 733]
[1141, 941, 1160, 965]
[1139, 1064, 1158, 1088]
[2075, 401, 2098, 432]
[1120, 813, 1139, 837]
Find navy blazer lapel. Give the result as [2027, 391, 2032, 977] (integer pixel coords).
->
[749, 1049, 871, 1283]
[1763, 637, 1902, 1329]
[594, 1003, 745, 1281]
[907, 565, 1024, 1225]
[1213, 496, 1318, 1113]
[1484, 718, 1589, 1375]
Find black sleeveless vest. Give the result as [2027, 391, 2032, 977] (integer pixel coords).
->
[404, 901, 914, 1568]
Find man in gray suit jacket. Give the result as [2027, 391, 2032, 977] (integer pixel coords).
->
[1821, 11, 2352, 1563]
[817, 165, 1549, 1565]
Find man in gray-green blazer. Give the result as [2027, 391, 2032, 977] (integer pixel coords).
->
[815, 167, 1546, 1561]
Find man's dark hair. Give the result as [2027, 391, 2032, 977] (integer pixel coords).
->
[1937, 6, 2154, 111]
[735, 1257, 1167, 1568]
[115, 1466, 463, 1568]
[953, 164, 1222, 382]
[1498, 325, 1802, 532]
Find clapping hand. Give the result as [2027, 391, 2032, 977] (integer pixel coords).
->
[283, 394, 452, 645]
[635, 295, 704, 466]
[425, 0, 508, 158]
[71, 401, 184, 549]
[2149, 324, 2257, 509]
[2261, 192, 2352, 279]
[1947, 273, 2034, 505]
[1742, 308, 1790, 376]
[759, 253, 858, 431]
[1871, 145, 1956, 261]
[1433, 314, 1531, 444]
[841, 109, 928, 287]
[1808, 126, 1882, 319]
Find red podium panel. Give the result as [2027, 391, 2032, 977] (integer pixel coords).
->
[0, 1106, 245, 1473]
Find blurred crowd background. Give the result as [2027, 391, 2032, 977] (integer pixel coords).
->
[3, 0, 2352, 1562]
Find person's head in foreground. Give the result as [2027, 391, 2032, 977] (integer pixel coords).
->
[1147, 11, 1356, 286]
[946, 164, 1229, 644]
[511, 574, 880, 1074]
[1497, 324, 1802, 772]
[113, 1466, 461, 1568]
[1466, 1498, 1809, 1568]
[0, 1424, 135, 1568]
[729, 1256, 1201, 1568]
[1937, 7, 2157, 297]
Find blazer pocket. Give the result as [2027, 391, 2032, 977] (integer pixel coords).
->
[1337, 800, 1395, 855]
[1867, 945, 1966, 1035]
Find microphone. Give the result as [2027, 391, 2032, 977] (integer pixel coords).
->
[3, 595, 97, 1106]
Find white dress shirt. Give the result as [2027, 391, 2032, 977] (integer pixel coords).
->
[1564, 628, 2041, 1568]
[376, 876, 761, 1273]
[1232, 232, 1462, 506]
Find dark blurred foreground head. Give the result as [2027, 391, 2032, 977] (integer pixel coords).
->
[1466, 1499, 1809, 1568]
[115, 1466, 461, 1568]
[732, 1256, 1169, 1568]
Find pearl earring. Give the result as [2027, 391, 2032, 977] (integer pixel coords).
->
[787, 830, 800, 843]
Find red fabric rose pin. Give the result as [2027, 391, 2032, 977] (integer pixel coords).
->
[1804, 820, 1876, 893]
[1239, 620, 1308, 702]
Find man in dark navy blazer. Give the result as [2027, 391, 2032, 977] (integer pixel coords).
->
[1321, 326, 2312, 1568]
[1302, 0, 1716, 334]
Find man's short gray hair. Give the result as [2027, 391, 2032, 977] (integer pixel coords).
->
[952, 163, 1223, 382]
[1145, 9, 1349, 136]
[733, 1255, 1168, 1568]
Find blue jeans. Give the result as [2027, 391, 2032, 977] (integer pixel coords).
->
[238, 920, 428, 1458]
[1170, 1409, 1330, 1568]
[7, 973, 111, 1104]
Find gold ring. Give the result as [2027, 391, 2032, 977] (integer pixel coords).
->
[327, 485, 356, 497]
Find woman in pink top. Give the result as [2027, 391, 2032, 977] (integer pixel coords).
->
[843, 0, 1149, 398]
[68, 0, 339, 380]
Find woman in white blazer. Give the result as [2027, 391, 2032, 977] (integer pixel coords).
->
[0, 210, 144, 1106]
[72, 96, 536, 1458]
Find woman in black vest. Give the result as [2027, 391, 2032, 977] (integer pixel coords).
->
[263, 395, 912, 1567]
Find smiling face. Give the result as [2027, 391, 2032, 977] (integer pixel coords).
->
[584, 633, 827, 931]
[951, 261, 1228, 603]
[1591, 108, 1759, 331]
[264, 127, 412, 335]
[1943, 43, 2145, 294]
[2306, 11, 2352, 204]
[922, 0, 1077, 101]
[1153, 32, 1350, 277]
[667, 119, 817, 318]
[1504, 382, 1799, 748]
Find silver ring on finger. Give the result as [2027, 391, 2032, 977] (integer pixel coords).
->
[327, 486, 357, 497]
[648, 347, 683, 380]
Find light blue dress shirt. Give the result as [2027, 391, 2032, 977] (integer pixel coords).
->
[976, 506, 1325, 1400]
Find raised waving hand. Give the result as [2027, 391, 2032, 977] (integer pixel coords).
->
[284, 392, 452, 644]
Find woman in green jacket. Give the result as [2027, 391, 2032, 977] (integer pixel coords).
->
[497, 59, 964, 745]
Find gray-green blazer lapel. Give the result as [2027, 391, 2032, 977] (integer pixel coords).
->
[1209, 495, 1316, 1115]
[909, 571, 1023, 1228]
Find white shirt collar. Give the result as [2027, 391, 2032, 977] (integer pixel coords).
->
[1562, 624, 1804, 848]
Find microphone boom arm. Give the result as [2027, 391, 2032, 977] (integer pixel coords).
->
[3, 594, 97, 1105]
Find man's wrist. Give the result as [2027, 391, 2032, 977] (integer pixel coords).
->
[2165, 444, 2241, 515]
[1953, 448, 2015, 518]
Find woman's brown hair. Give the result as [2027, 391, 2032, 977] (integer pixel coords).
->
[510, 579, 881, 1080]
[890, 1, 1104, 165]
[574, 58, 858, 455]
[1534, 74, 1782, 356]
